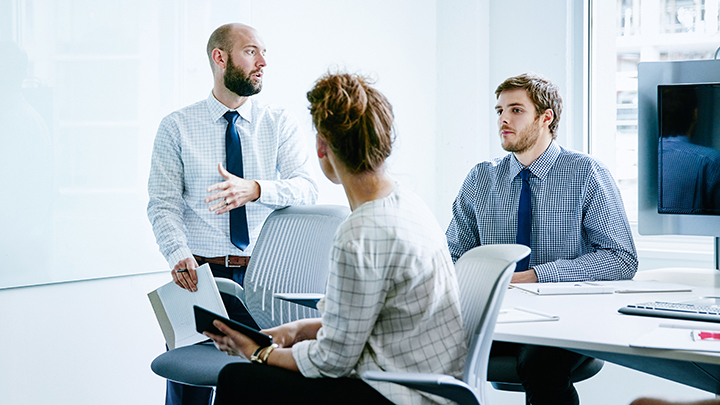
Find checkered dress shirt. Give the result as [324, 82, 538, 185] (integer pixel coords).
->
[293, 186, 467, 405]
[446, 141, 638, 282]
[147, 93, 318, 267]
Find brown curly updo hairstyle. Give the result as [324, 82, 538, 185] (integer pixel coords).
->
[307, 72, 394, 174]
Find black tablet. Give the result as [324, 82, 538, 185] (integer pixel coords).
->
[193, 305, 273, 347]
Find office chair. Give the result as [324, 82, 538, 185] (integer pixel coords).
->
[363, 244, 531, 405]
[151, 204, 350, 387]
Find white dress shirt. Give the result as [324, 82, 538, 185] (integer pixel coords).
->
[147, 93, 318, 267]
[293, 186, 467, 405]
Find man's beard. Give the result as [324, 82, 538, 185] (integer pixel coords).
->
[501, 117, 542, 154]
[224, 55, 262, 97]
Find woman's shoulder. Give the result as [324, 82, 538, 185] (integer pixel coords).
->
[340, 186, 445, 246]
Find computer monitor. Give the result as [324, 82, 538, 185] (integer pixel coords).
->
[638, 59, 720, 238]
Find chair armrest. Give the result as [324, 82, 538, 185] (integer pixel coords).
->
[214, 277, 245, 304]
[273, 293, 323, 309]
[361, 371, 480, 405]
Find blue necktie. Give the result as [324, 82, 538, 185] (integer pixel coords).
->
[224, 111, 250, 250]
[516, 168, 532, 271]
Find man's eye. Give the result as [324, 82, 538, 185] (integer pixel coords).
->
[247, 49, 255, 55]
[496, 110, 502, 116]
[513, 108, 522, 113]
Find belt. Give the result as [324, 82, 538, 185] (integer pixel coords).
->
[193, 255, 250, 268]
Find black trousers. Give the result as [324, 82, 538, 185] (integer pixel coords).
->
[165, 262, 260, 405]
[214, 363, 394, 405]
[491, 342, 587, 405]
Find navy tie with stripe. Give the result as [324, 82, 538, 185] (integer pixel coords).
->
[516, 168, 532, 271]
[224, 110, 250, 250]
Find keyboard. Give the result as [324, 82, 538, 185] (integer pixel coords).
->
[619, 301, 720, 323]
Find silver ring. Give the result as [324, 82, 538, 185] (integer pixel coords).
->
[224, 198, 229, 206]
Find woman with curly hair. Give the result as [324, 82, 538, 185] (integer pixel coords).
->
[206, 72, 466, 405]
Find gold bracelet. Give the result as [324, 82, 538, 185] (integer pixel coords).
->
[260, 343, 279, 364]
[249, 346, 265, 364]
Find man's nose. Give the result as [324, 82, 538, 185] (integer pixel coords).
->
[498, 111, 509, 125]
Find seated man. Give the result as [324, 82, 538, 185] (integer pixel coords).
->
[446, 72, 638, 405]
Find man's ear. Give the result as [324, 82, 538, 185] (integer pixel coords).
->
[211, 48, 227, 71]
[317, 138, 327, 159]
[541, 109, 554, 128]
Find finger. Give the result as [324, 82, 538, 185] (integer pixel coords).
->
[213, 203, 233, 215]
[172, 270, 189, 289]
[171, 263, 188, 288]
[208, 199, 228, 213]
[205, 333, 231, 352]
[213, 320, 247, 343]
[178, 271, 197, 292]
[218, 163, 231, 179]
[205, 185, 228, 201]
[213, 320, 232, 335]
[176, 258, 198, 291]
[187, 268, 199, 287]
[204, 331, 224, 342]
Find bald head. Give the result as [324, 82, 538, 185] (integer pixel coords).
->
[206, 23, 258, 72]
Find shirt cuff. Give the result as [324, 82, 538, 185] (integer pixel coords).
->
[292, 340, 323, 378]
[533, 262, 560, 283]
[167, 247, 194, 269]
[255, 180, 278, 205]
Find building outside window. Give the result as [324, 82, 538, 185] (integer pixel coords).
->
[592, 0, 720, 269]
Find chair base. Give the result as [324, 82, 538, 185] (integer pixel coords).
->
[488, 354, 604, 392]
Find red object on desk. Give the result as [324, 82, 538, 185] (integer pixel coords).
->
[697, 332, 720, 340]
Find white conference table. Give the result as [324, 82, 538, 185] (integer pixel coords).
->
[494, 267, 720, 393]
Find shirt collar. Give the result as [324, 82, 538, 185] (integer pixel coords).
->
[205, 92, 254, 124]
[509, 141, 561, 180]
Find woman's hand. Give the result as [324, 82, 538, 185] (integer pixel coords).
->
[204, 320, 259, 358]
[263, 318, 322, 348]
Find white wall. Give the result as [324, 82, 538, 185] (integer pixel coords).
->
[0, 1, 716, 404]
[0, 272, 169, 404]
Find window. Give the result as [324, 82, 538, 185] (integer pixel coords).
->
[591, 0, 719, 269]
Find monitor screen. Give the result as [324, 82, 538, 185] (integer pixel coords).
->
[638, 59, 720, 238]
[658, 83, 720, 215]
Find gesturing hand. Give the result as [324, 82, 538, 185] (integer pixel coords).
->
[205, 163, 261, 215]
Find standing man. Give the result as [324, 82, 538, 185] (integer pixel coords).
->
[147, 23, 318, 405]
[446, 73, 637, 405]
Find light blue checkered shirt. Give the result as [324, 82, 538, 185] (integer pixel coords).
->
[446, 141, 638, 282]
[147, 93, 318, 267]
[293, 186, 466, 405]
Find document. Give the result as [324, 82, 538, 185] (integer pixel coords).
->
[510, 282, 615, 295]
[510, 280, 693, 295]
[147, 263, 228, 350]
[497, 307, 560, 323]
[630, 324, 720, 352]
[596, 280, 693, 293]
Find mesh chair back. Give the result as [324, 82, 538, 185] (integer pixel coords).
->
[243, 205, 350, 330]
[455, 244, 530, 403]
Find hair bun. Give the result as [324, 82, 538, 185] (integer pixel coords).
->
[308, 72, 394, 174]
